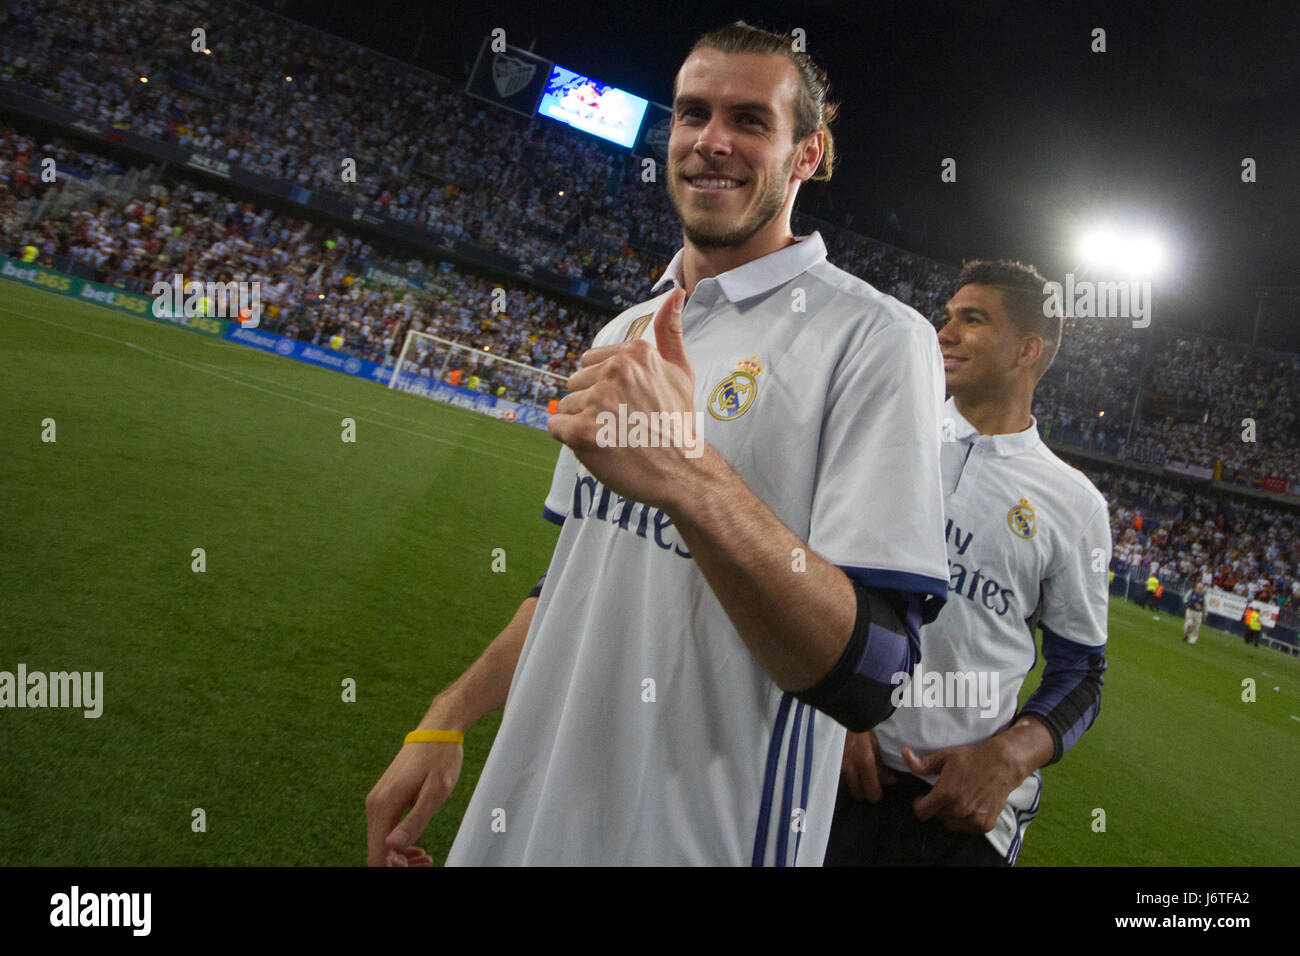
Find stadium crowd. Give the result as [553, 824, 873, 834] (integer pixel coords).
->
[0, 0, 956, 309]
[1090, 465, 1300, 613]
[0, 125, 604, 403]
[1033, 314, 1300, 489]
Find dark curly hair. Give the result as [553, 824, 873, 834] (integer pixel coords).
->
[955, 259, 1061, 372]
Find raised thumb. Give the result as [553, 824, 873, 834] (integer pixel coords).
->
[653, 288, 689, 371]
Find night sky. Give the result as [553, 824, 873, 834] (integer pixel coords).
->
[251, 0, 1300, 347]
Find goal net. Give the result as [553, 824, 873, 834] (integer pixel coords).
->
[386, 329, 566, 428]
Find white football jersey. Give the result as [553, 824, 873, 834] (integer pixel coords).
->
[873, 396, 1111, 863]
[445, 233, 950, 865]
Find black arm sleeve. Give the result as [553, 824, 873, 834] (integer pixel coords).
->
[525, 572, 547, 600]
[793, 580, 923, 733]
[1019, 626, 1107, 764]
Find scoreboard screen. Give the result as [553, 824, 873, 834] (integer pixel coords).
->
[536, 64, 649, 149]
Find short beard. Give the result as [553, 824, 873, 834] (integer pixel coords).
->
[670, 149, 795, 250]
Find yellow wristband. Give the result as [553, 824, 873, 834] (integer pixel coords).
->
[404, 729, 464, 745]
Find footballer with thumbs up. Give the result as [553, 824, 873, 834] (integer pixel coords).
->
[366, 21, 949, 866]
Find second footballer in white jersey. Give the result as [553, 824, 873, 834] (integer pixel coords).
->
[826, 260, 1111, 867]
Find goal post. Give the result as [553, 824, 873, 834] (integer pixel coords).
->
[387, 329, 567, 424]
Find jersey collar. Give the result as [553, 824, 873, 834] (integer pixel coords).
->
[945, 396, 1042, 457]
[652, 232, 828, 303]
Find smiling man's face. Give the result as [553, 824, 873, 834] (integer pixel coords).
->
[666, 49, 809, 250]
[937, 283, 1040, 398]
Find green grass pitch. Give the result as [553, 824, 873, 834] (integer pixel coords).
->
[2, 278, 1297, 866]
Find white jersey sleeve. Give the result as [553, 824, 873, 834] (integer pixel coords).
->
[1020, 491, 1111, 763]
[1039, 497, 1111, 649]
[542, 445, 577, 526]
[809, 315, 949, 617]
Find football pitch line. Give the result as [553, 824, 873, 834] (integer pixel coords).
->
[195, 349, 560, 470]
[187, 338, 559, 469]
[0, 293, 557, 474]
[185, 333, 559, 464]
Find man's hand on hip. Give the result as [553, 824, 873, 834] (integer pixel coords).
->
[902, 737, 1024, 834]
[841, 729, 898, 803]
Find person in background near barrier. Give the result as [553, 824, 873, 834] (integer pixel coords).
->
[1145, 571, 1160, 610]
[1183, 583, 1205, 645]
[1244, 606, 1262, 648]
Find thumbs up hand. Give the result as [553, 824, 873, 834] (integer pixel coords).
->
[547, 288, 708, 510]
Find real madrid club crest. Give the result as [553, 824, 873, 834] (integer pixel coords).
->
[1008, 498, 1036, 538]
[708, 356, 763, 421]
